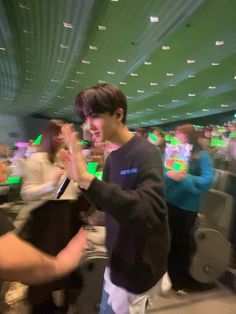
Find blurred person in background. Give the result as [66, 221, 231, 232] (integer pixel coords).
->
[226, 123, 236, 268]
[198, 128, 211, 153]
[164, 124, 213, 294]
[25, 140, 40, 159]
[20, 119, 82, 313]
[227, 123, 236, 173]
[0, 143, 10, 205]
[10, 145, 27, 177]
[135, 127, 148, 139]
[148, 127, 166, 156]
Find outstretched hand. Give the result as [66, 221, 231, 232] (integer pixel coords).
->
[58, 124, 94, 189]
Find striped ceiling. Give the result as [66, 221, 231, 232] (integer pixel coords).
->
[0, 0, 236, 127]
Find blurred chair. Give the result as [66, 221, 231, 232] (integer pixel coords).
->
[212, 169, 230, 193]
[199, 189, 233, 238]
[190, 189, 233, 283]
[74, 251, 107, 314]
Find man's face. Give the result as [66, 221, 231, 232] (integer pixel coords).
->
[85, 112, 118, 143]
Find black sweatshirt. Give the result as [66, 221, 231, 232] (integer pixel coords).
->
[83, 135, 170, 293]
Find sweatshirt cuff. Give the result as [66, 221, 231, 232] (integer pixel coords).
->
[81, 177, 104, 200]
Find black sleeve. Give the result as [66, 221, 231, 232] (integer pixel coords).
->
[0, 209, 14, 236]
[82, 148, 167, 232]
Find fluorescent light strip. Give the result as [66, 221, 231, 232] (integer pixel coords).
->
[215, 40, 224, 46]
[89, 45, 98, 50]
[187, 59, 195, 64]
[19, 4, 30, 9]
[150, 16, 159, 23]
[60, 44, 70, 49]
[50, 79, 60, 82]
[98, 25, 107, 30]
[82, 60, 91, 64]
[63, 22, 73, 29]
[117, 58, 126, 63]
[23, 29, 33, 34]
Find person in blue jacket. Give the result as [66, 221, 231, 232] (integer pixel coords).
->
[164, 124, 213, 293]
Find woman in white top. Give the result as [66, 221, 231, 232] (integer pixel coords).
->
[20, 119, 83, 314]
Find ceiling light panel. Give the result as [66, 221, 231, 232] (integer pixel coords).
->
[98, 25, 107, 30]
[215, 40, 224, 46]
[150, 16, 159, 23]
[117, 58, 126, 63]
[63, 22, 73, 29]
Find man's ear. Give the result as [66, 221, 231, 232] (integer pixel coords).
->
[115, 108, 124, 121]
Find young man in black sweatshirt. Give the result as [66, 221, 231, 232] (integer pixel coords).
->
[60, 84, 170, 313]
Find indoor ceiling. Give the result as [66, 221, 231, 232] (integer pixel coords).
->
[0, 0, 236, 128]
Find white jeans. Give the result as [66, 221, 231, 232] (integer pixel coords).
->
[103, 268, 163, 314]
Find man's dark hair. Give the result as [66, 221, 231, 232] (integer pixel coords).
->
[74, 84, 127, 123]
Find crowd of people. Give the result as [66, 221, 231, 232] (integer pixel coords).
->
[0, 83, 235, 313]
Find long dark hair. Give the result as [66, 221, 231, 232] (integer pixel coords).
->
[40, 119, 64, 163]
[175, 124, 202, 157]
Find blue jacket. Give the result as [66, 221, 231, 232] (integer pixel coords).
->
[164, 151, 213, 212]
